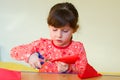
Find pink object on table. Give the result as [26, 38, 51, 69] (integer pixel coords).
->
[78, 63, 102, 79]
[0, 68, 21, 80]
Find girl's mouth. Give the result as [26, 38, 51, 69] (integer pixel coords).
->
[56, 40, 62, 43]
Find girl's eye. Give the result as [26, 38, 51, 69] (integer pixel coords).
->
[53, 29, 57, 31]
[63, 30, 69, 33]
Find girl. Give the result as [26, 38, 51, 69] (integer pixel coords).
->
[10, 2, 87, 74]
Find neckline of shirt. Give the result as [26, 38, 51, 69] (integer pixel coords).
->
[52, 40, 72, 49]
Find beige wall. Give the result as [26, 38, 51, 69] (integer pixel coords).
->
[0, 0, 120, 73]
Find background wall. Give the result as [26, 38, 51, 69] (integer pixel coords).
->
[0, 0, 120, 73]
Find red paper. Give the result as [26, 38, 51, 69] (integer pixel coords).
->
[78, 63, 102, 79]
[0, 68, 21, 80]
[51, 54, 79, 64]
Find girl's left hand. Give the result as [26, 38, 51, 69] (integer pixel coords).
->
[56, 61, 69, 73]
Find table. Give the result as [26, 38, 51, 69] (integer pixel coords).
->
[21, 72, 120, 80]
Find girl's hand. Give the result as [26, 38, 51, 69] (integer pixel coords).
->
[28, 53, 41, 69]
[56, 61, 69, 73]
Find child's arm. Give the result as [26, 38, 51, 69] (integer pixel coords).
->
[72, 45, 88, 74]
[10, 39, 41, 62]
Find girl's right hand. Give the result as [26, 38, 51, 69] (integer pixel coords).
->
[28, 53, 41, 69]
[56, 61, 69, 73]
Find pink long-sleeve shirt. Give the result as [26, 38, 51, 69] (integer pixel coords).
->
[10, 38, 87, 74]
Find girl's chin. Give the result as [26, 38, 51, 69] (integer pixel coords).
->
[53, 41, 67, 47]
[54, 43, 63, 47]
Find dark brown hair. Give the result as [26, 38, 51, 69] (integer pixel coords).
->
[47, 2, 79, 32]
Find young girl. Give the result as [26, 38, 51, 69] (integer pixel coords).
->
[10, 2, 90, 75]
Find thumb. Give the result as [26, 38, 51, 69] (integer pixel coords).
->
[36, 61, 42, 69]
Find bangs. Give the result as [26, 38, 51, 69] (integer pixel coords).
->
[47, 9, 75, 28]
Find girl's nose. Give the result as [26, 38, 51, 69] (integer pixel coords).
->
[57, 30, 62, 38]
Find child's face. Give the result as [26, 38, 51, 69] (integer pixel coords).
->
[49, 24, 74, 47]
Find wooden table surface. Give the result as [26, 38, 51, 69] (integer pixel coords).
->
[21, 72, 120, 80]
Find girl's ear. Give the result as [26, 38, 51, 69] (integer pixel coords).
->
[73, 25, 80, 33]
[73, 29, 77, 33]
[73, 30, 76, 33]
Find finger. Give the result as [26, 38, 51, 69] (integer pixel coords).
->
[35, 61, 41, 69]
[29, 63, 36, 69]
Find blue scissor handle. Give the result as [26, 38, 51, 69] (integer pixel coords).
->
[37, 52, 44, 65]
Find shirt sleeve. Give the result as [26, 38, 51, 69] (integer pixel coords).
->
[71, 44, 88, 74]
[10, 39, 41, 62]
